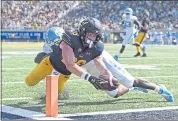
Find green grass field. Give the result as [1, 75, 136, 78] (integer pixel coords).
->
[2, 43, 178, 114]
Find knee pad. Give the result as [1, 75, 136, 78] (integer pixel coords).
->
[105, 88, 119, 98]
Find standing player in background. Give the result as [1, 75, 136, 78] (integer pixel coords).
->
[113, 8, 141, 61]
[133, 10, 150, 57]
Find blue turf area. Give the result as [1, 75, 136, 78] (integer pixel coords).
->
[1, 112, 30, 120]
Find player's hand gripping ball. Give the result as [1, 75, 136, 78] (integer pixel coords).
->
[99, 75, 119, 91]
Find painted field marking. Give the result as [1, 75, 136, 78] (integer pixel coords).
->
[2, 68, 32, 70]
[137, 75, 178, 79]
[2, 105, 72, 120]
[123, 64, 160, 70]
[120, 57, 178, 59]
[2, 51, 39, 55]
[3, 75, 178, 85]
[58, 106, 178, 118]
[21, 103, 65, 108]
[2, 105, 178, 120]
[2, 97, 33, 101]
[1, 63, 175, 71]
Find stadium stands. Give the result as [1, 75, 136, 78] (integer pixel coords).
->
[2, 1, 178, 30]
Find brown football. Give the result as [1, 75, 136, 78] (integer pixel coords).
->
[99, 75, 119, 91]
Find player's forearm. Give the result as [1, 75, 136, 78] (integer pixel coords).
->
[66, 63, 84, 77]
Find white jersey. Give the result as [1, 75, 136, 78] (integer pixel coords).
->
[120, 15, 138, 45]
[83, 50, 134, 88]
[83, 50, 135, 97]
[122, 15, 138, 33]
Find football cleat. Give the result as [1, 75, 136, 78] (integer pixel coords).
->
[113, 55, 119, 61]
[158, 85, 174, 102]
[141, 53, 147, 57]
[134, 52, 141, 57]
[133, 87, 149, 93]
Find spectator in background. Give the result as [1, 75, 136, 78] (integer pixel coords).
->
[1, 1, 178, 32]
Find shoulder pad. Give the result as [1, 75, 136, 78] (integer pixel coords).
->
[132, 16, 137, 20]
[62, 31, 73, 47]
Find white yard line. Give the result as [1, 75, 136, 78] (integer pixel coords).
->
[2, 68, 32, 70]
[3, 82, 26, 84]
[2, 51, 39, 55]
[152, 64, 178, 66]
[2, 105, 72, 120]
[2, 105, 178, 120]
[121, 57, 178, 59]
[58, 106, 178, 118]
[2, 97, 33, 101]
[3, 81, 44, 84]
[21, 103, 65, 108]
[137, 75, 178, 79]
[3, 75, 178, 85]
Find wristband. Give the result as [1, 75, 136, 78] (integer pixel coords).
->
[81, 72, 91, 81]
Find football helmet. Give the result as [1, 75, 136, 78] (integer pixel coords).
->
[79, 17, 103, 48]
[45, 27, 65, 46]
[143, 10, 149, 19]
[124, 8, 133, 19]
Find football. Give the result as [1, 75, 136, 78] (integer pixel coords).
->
[99, 75, 119, 91]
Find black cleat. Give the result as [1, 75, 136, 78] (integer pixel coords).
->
[132, 42, 140, 46]
[141, 53, 147, 57]
[134, 52, 141, 57]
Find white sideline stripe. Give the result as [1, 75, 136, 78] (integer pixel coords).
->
[2, 97, 33, 101]
[137, 75, 178, 79]
[153, 64, 178, 66]
[121, 57, 178, 59]
[2, 51, 39, 55]
[2, 105, 72, 120]
[3, 75, 178, 85]
[58, 106, 178, 118]
[22, 103, 65, 108]
[3, 82, 25, 84]
[2, 67, 32, 70]
[3, 81, 44, 84]
[2, 105, 178, 120]
[1, 64, 177, 70]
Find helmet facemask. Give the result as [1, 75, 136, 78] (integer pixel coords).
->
[143, 10, 149, 19]
[125, 12, 132, 19]
[79, 18, 102, 48]
[84, 32, 98, 48]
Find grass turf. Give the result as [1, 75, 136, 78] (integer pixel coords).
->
[2, 43, 178, 114]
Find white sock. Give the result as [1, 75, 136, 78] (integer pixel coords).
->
[117, 52, 121, 57]
[129, 87, 134, 91]
[154, 85, 161, 93]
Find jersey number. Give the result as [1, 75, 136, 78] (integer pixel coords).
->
[73, 32, 79, 36]
[61, 58, 86, 66]
[123, 21, 131, 28]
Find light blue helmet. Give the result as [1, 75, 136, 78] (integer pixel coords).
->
[125, 8, 133, 15]
[45, 27, 65, 46]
